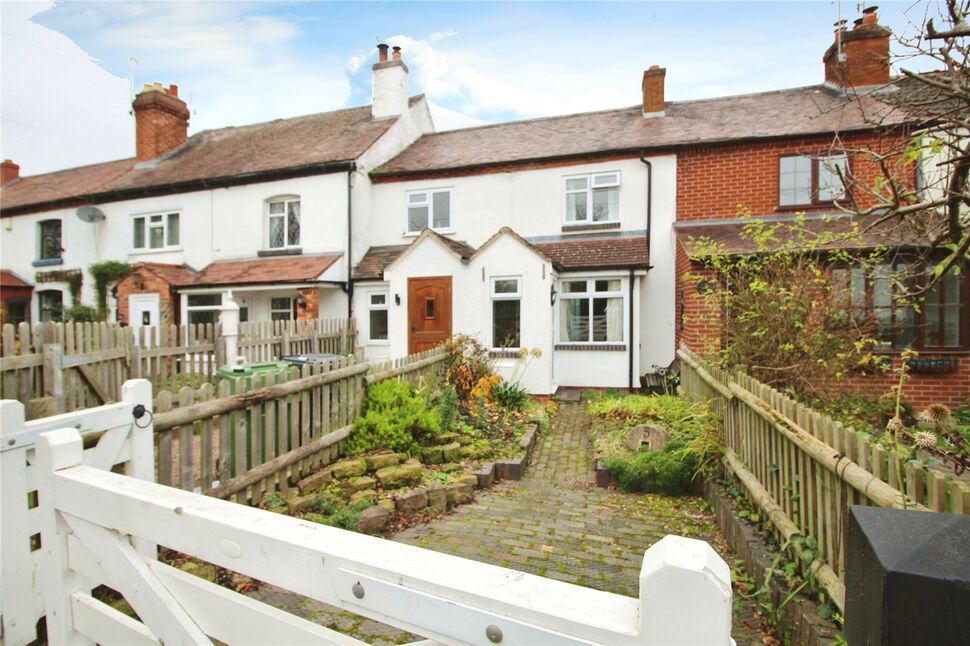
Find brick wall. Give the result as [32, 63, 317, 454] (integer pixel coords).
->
[132, 85, 189, 162]
[115, 267, 178, 327]
[297, 287, 320, 320]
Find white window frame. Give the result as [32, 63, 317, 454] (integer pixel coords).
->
[266, 196, 301, 250]
[562, 172, 621, 225]
[490, 276, 522, 350]
[183, 292, 222, 327]
[270, 296, 296, 321]
[366, 290, 390, 344]
[132, 211, 181, 252]
[405, 188, 453, 235]
[556, 276, 627, 344]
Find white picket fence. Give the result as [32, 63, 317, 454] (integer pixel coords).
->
[2, 381, 736, 645]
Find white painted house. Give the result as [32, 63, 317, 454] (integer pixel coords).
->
[0, 44, 432, 331]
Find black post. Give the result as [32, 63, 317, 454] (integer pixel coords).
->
[845, 505, 970, 645]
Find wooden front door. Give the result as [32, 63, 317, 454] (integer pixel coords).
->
[408, 276, 452, 354]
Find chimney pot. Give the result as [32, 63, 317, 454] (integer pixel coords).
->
[862, 6, 879, 26]
[824, 10, 890, 88]
[1, 159, 20, 184]
[853, 17, 864, 29]
[132, 81, 190, 162]
[377, 43, 389, 62]
[392, 46, 402, 61]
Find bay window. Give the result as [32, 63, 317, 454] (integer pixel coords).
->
[491, 277, 521, 348]
[558, 278, 624, 344]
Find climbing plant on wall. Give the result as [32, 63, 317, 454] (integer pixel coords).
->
[89, 261, 133, 321]
[35, 269, 83, 306]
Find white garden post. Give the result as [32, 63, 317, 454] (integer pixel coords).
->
[639, 535, 734, 645]
[121, 379, 157, 560]
[219, 291, 240, 367]
[35, 427, 93, 646]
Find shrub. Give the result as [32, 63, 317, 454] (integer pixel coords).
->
[443, 334, 494, 400]
[349, 379, 440, 454]
[469, 375, 501, 402]
[63, 304, 99, 322]
[435, 384, 459, 431]
[604, 440, 698, 495]
[492, 380, 529, 410]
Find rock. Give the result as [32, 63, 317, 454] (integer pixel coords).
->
[180, 560, 218, 583]
[350, 489, 376, 506]
[436, 431, 460, 444]
[472, 463, 496, 488]
[460, 444, 492, 460]
[440, 442, 462, 462]
[331, 459, 367, 480]
[440, 462, 460, 473]
[357, 506, 390, 534]
[298, 469, 332, 493]
[519, 424, 538, 450]
[445, 483, 474, 505]
[365, 452, 400, 471]
[377, 498, 396, 513]
[456, 474, 479, 488]
[419, 446, 444, 464]
[426, 483, 447, 512]
[623, 424, 669, 452]
[286, 493, 318, 513]
[397, 488, 429, 512]
[376, 462, 423, 488]
[455, 435, 473, 446]
[349, 476, 377, 492]
[496, 456, 526, 480]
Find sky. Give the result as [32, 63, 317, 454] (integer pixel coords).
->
[0, 1, 944, 176]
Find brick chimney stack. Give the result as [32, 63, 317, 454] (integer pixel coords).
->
[132, 82, 190, 162]
[642, 65, 666, 117]
[823, 6, 891, 89]
[372, 42, 410, 119]
[1, 159, 20, 184]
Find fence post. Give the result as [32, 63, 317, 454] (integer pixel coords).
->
[35, 427, 90, 646]
[638, 535, 732, 645]
[219, 292, 240, 368]
[43, 343, 64, 414]
[121, 379, 158, 560]
[0, 400, 41, 645]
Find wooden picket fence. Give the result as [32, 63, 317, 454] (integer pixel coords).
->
[677, 344, 970, 614]
[0, 318, 357, 415]
[150, 348, 448, 506]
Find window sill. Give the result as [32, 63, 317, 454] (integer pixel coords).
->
[489, 349, 521, 359]
[258, 247, 302, 257]
[774, 201, 848, 213]
[403, 228, 455, 238]
[32, 258, 64, 267]
[872, 349, 969, 357]
[561, 222, 621, 233]
[555, 343, 626, 352]
[130, 247, 183, 255]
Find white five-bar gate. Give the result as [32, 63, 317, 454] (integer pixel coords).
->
[1, 380, 735, 645]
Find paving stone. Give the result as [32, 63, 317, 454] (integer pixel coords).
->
[285, 493, 318, 514]
[331, 459, 366, 480]
[365, 451, 400, 471]
[397, 488, 429, 512]
[426, 483, 447, 512]
[358, 505, 390, 534]
[376, 462, 423, 488]
[456, 474, 479, 487]
[445, 483, 474, 505]
[298, 469, 332, 493]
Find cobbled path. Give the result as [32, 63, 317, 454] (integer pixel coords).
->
[251, 401, 763, 644]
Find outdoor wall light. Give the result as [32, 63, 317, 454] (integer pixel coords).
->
[296, 294, 307, 309]
[395, 294, 401, 306]
[550, 284, 558, 306]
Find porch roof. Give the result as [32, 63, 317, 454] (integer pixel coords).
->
[674, 212, 943, 258]
[0, 269, 33, 288]
[192, 254, 343, 287]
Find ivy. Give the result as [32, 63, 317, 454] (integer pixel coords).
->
[89, 261, 133, 321]
[35, 269, 83, 306]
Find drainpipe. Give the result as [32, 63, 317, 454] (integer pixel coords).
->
[345, 166, 356, 319]
[629, 267, 635, 392]
[635, 151, 654, 391]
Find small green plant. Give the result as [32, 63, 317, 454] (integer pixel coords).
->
[349, 379, 441, 454]
[430, 471, 450, 485]
[261, 491, 285, 509]
[604, 440, 698, 495]
[435, 384, 459, 431]
[492, 380, 529, 411]
[63, 304, 99, 322]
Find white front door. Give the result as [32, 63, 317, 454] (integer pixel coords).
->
[129, 293, 160, 329]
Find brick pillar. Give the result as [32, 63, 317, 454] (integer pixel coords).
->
[297, 288, 319, 320]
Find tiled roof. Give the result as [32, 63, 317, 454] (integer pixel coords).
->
[353, 244, 409, 280]
[137, 262, 198, 286]
[0, 269, 33, 288]
[374, 84, 907, 177]
[532, 234, 649, 270]
[675, 213, 943, 257]
[192, 254, 342, 286]
[1, 98, 425, 213]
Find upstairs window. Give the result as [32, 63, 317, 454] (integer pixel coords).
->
[564, 172, 620, 224]
[406, 189, 451, 233]
[133, 212, 180, 251]
[267, 197, 300, 249]
[491, 277, 521, 348]
[38, 219, 62, 260]
[779, 154, 848, 207]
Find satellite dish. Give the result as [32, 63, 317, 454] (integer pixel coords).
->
[76, 206, 106, 223]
